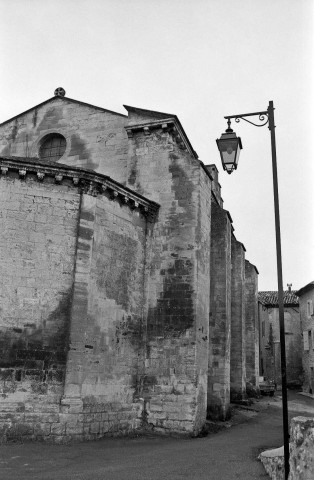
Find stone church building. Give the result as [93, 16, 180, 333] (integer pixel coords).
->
[0, 89, 259, 442]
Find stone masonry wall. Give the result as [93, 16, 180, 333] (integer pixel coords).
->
[0, 174, 80, 441]
[125, 123, 211, 435]
[204, 164, 223, 208]
[259, 417, 314, 479]
[289, 416, 314, 479]
[299, 290, 314, 394]
[194, 168, 212, 431]
[0, 165, 156, 442]
[230, 236, 246, 401]
[245, 260, 259, 392]
[0, 97, 129, 183]
[208, 201, 232, 419]
[60, 194, 147, 440]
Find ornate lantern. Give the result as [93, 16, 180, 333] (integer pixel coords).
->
[216, 120, 242, 174]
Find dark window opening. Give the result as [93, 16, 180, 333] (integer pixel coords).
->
[39, 134, 66, 162]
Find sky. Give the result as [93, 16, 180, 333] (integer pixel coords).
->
[0, 0, 313, 291]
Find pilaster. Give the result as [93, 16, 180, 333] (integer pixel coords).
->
[62, 194, 96, 404]
[230, 236, 246, 401]
[208, 201, 232, 420]
[245, 260, 259, 395]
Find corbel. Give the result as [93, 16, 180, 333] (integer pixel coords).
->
[55, 174, 63, 183]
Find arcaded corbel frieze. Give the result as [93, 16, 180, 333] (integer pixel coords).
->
[80, 180, 99, 197]
[55, 173, 63, 183]
[0, 155, 160, 222]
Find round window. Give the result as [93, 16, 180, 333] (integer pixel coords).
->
[39, 134, 66, 162]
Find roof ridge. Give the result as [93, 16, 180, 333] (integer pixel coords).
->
[0, 95, 126, 127]
[123, 104, 175, 119]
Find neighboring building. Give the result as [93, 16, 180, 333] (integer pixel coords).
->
[0, 88, 260, 442]
[258, 288, 302, 388]
[296, 282, 314, 394]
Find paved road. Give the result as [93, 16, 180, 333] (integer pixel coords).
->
[0, 391, 313, 480]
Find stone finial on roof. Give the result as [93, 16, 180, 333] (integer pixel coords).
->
[54, 87, 66, 97]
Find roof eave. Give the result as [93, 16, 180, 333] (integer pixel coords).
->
[296, 281, 314, 297]
[124, 105, 198, 159]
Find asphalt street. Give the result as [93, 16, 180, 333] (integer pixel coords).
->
[0, 391, 313, 480]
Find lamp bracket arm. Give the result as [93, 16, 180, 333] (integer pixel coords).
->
[224, 110, 269, 128]
[235, 115, 269, 127]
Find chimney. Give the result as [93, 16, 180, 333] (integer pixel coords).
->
[287, 283, 292, 292]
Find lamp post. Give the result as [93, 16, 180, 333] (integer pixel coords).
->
[216, 101, 289, 479]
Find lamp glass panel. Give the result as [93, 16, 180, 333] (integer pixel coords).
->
[235, 144, 241, 167]
[221, 148, 236, 165]
[219, 138, 238, 166]
[217, 131, 242, 173]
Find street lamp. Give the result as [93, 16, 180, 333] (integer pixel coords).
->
[216, 101, 289, 479]
[216, 119, 242, 174]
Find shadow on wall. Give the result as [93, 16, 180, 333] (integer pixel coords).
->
[147, 258, 195, 338]
[0, 289, 73, 396]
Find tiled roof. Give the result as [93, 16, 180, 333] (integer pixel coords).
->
[258, 291, 299, 307]
[296, 282, 314, 297]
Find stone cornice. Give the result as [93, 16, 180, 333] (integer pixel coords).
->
[231, 232, 246, 252]
[211, 190, 224, 208]
[0, 156, 160, 221]
[245, 259, 259, 275]
[125, 118, 199, 159]
[223, 209, 233, 226]
[199, 161, 214, 181]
